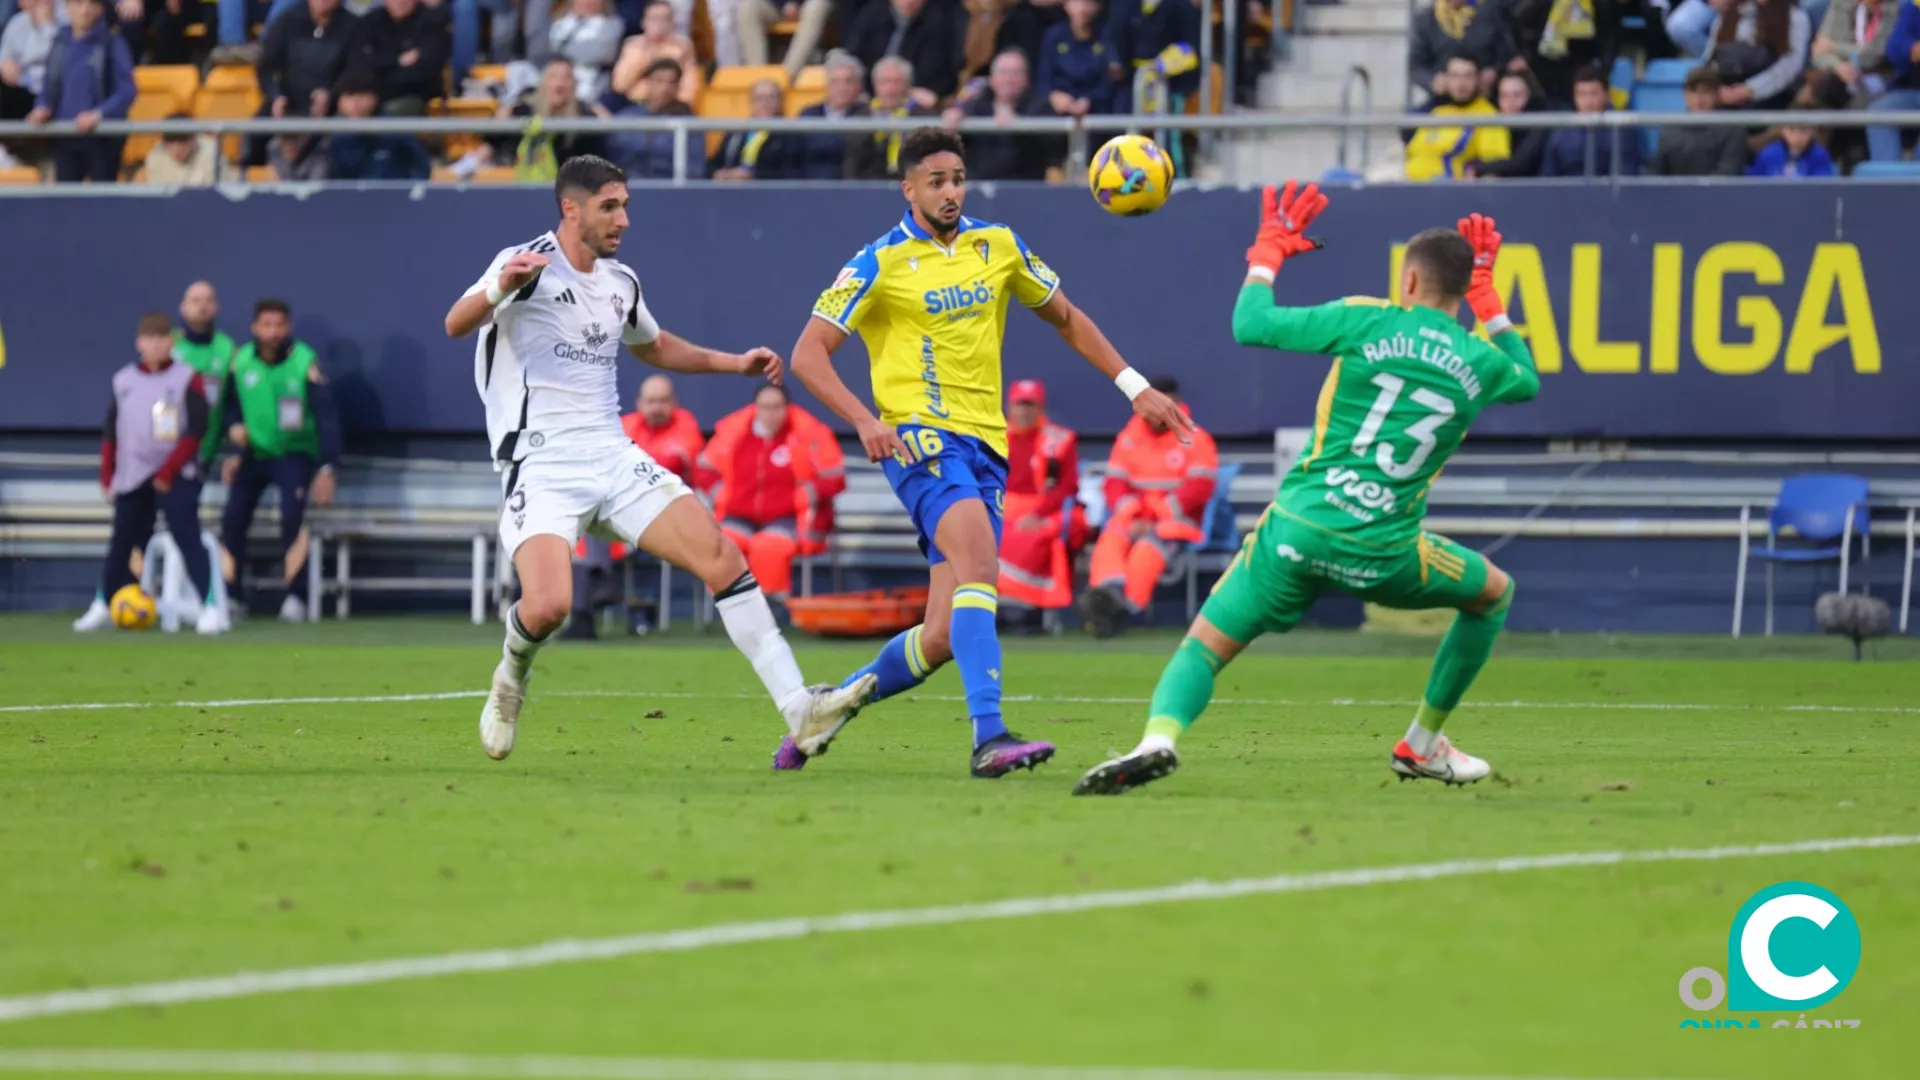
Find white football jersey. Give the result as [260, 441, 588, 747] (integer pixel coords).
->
[467, 232, 661, 467]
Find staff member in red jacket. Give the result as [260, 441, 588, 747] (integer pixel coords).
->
[703, 383, 846, 601]
[1080, 376, 1218, 638]
[997, 379, 1083, 614]
[621, 374, 707, 487]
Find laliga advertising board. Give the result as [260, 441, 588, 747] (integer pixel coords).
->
[0, 184, 1902, 440]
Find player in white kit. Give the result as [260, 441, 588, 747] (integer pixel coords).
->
[443, 156, 875, 763]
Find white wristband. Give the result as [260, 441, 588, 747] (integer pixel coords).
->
[1484, 314, 1513, 336]
[1114, 367, 1150, 402]
[484, 281, 507, 306]
[1245, 265, 1276, 283]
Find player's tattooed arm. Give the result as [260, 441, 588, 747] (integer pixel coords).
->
[628, 330, 784, 382]
[790, 317, 906, 464]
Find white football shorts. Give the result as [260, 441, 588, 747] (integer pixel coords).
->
[498, 444, 691, 558]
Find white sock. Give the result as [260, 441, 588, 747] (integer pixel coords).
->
[502, 603, 548, 682]
[714, 572, 809, 732]
[1137, 732, 1177, 755]
[1403, 720, 1439, 757]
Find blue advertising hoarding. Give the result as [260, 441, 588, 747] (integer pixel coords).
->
[0, 183, 1903, 440]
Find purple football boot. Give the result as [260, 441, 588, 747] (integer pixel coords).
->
[771, 737, 808, 771]
[970, 733, 1056, 778]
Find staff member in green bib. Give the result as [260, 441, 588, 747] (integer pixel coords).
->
[173, 281, 236, 470]
[217, 298, 342, 623]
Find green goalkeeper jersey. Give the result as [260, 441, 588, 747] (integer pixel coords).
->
[1232, 284, 1540, 551]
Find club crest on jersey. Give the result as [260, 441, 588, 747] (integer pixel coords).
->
[770, 445, 792, 468]
[583, 323, 611, 349]
[973, 239, 990, 264]
[908, 257, 920, 273]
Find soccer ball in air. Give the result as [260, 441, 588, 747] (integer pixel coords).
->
[1087, 134, 1174, 217]
[110, 585, 158, 630]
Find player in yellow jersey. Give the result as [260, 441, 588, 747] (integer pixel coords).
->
[784, 127, 1189, 777]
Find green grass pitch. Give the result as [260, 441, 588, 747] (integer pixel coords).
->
[1, 615, 1917, 1079]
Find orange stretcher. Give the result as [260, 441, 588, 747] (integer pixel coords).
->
[786, 588, 931, 638]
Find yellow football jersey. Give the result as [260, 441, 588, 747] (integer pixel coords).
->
[811, 213, 1060, 456]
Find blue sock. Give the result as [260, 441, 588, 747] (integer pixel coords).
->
[840, 624, 935, 705]
[949, 583, 1007, 746]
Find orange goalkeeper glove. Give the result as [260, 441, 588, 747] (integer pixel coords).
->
[1245, 180, 1327, 283]
[1458, 212, 1506, 327]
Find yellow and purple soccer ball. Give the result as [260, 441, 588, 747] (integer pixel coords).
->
[110, 584, 158, 630]
[1087, 134, 1174, 217]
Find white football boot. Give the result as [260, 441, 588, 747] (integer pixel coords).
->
[278, 594, 307, 623]
[195, 602, 228, 635]
[478, 661, 527, 760]
[73, 598, 113, 632]
[1390, 734, 1492, 785]
[790, 673, 879, 758]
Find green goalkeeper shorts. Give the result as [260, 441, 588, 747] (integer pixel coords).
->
[1199, 509, 1492, 643]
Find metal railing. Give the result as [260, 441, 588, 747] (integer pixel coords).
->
[3, 109, 1918, 184]
[1336, 67, 1373, 173]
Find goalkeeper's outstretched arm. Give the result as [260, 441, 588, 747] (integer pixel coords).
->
[1459, 212, 1540, 404]
[1231, 181, 1349, 354]
[1230, 284, 1348, 354]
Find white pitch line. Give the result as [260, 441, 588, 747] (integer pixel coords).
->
[5, 688, 1920, 716]
[0, 1049, 1686, 1080]
[0, 1049, 1698, 1080]
[0, 835, 1912, 1026]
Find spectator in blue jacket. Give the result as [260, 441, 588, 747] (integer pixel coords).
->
[1748, 114, 1839, 174]
[1038, 0, 1120, 118]
[26, 0, 132, 182]
[1539, 64, 1641, 176]
[1866, 0, 1920, 161]
[604, 57, 702, 180]
[327, 67, 431, 179]
[789, 48, 868, 180]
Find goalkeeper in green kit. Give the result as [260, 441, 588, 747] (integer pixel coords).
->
[1075, 183, 1539, 795]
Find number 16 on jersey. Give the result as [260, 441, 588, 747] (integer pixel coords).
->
[894, 427, 946, 466]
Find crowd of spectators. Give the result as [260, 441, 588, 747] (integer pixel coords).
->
[0, 0, 1215, 181]
[1406, 0, 1920, 179]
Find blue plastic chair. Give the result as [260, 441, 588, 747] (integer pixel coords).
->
[1169, 462, 1244, 620]
[1642, 58, 1698, 86]
[1631, 84, 1686, 158]
[1608, 56, 1636, 96]
[1197, 462, 1244, 555]
[1851, 161, 1920, 179]
[1733, 474, 1871, 637]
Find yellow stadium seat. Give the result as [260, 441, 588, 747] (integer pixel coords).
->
[702, 66, 789, 154]
[787, 65, 825, 116]
[467, 63, 510, 87]
[193, 67, 264, 163]
[0, 165, 44, 184]
[702, 65, 788, 118]
[430, 165, 462, 182]
[472, 166, 520, 184]
[123, 91, 182, 170]
[438, 97, 498, 118]
[135, 65, 201, 112]
[203, 64, 258, 94]
[245, 164, 277, 182]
